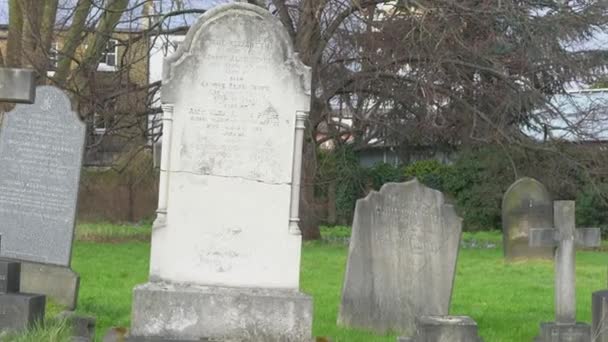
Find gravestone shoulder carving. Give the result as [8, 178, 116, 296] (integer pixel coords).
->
[338, 179, 462, 336]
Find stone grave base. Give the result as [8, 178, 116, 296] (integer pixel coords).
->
[0, 292, 45, 331]
[20, 262, 79, 310]
[397, 316, 483, 342]
[130, 282, 313, 342]
[57, 311, 96, 342]
[535, 322, 591, 342]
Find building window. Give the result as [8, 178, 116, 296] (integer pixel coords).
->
[49, 41, 59, 70]
[99, 39, 118, 69]
[93, 97, 117, 135]
[93, 112, 115, 135]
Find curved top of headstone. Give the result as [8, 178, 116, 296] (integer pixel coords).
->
[161, 2, 311, 103]
[503, 177, 550, 203]
[12, 86, 82, 126]
[502, 177, 553, 260]
[361, 178, 458, 214]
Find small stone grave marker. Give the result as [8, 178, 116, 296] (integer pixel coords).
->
[0, 237, 45, 333]
[0, 67, 35, 104]
[529, 200, 600, 341]
[338, 179, 462, 336]
[502, 177, 554, 260]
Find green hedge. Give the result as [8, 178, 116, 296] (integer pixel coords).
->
[319, 145, 608, 232]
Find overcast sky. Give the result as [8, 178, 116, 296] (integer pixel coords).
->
[0, 1, 604, 53]
[0, 0, 229, 27]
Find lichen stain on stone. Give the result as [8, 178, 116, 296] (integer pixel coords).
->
[146, 305, 199, 334]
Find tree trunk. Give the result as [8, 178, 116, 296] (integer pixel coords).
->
[54, 0, 92, 85]
[73, 0, 129, 94]
[299, 129, 321, 240]
[40, 0, 59, 74]
[293, 0, 326, 240]
[327, 178, 337, 225]
[21, 0, 44, 79]
[6, 0, 23, 68]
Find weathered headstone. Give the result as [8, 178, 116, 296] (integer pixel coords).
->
[397, 316, 483, 342]
[593, 289, 608, 342]
[529, 201, 600, 341]
[502, 177, 554, 260]
[0, 258, 45, 332]
[129, 3, 313, 341]
[0, 86, 85, 309]
[338, 179, 463, 336]
[0, 67, 35, 104]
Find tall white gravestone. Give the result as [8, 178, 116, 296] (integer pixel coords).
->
[130, 3, 313, 341]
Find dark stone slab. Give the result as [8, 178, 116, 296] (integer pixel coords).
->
[20, 262, 79, 309]
[593, 290, 608, 342]
[536, 322, 591, 342]
[57, 311, 95, 342]
[0, 68, 35, 104]
[0, 292, 45, 332]
[130, 282, 312, 342]
[338, 179, 462, 335]
[0, 86, 85, 267]
[415, 316, 482, 342]
[502, 177, 554, 260]
[0, 258, 20, 293]
[576, 228, 601, 248]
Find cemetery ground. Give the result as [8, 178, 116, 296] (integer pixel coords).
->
[19, 224, 608, 342]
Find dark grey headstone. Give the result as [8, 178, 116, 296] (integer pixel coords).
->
[0, 86, 85, 266]
[593, 290, 608, 342]
[338, 179, 463, 335]
[502, 177, 554, 260]
[57, 311, 96, 342]
[0, 68, 35, 104]
[0, 292, 45, 332]
[0, 259, 20, 293]
[536, 322, 591, 342]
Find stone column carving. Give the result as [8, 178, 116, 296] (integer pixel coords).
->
[154, 103, 175, 229]
[288, 111, 308, 235]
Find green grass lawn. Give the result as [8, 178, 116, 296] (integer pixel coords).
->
[55, 225, 608, 341]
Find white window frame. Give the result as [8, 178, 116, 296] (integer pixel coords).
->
[98, 39, 118, 71]
[47, 41, 60, 77]
[93, 112, 108, 135]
